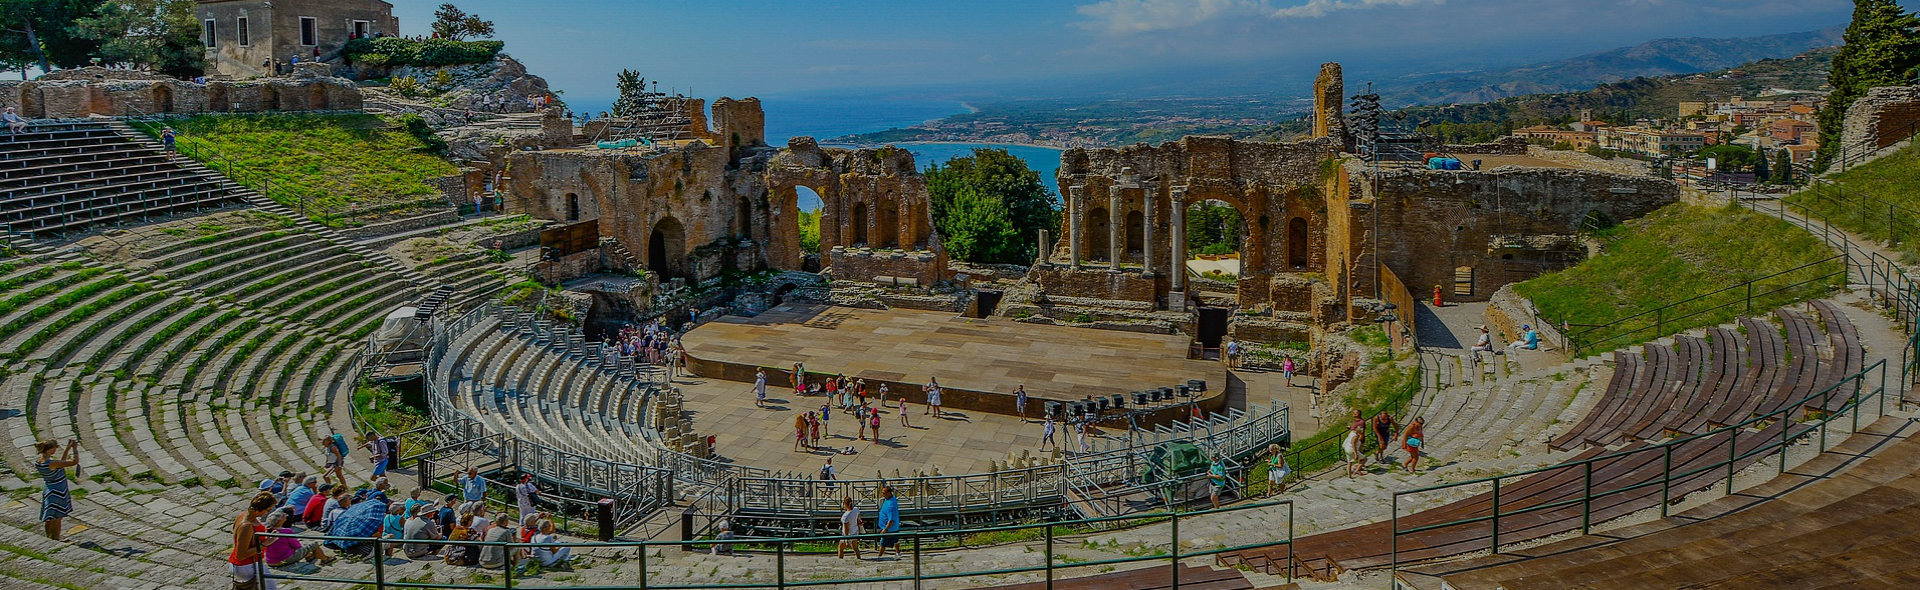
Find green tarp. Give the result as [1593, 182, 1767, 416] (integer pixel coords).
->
[1141, 441, 1208, 485]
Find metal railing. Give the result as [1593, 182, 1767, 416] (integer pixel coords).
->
[1389, 358, 1888, 576]
[1557, 254, 1847, 357]
[252, 497, 1296, 589]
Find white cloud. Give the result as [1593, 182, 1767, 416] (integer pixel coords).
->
[1076, 0, 1446, 34]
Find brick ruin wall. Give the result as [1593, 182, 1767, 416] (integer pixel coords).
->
[828, 247, 945, 287]
[1841, 85, 1920, 155]
[0, 67, 360, 118]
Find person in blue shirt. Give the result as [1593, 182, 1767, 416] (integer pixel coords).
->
[1208, 457, 1229, 509]
[283, 475, 317, 512]
[458, 467, 487, 506]
[876, 486, 902, 558]
[1506, 324, 1541, 351]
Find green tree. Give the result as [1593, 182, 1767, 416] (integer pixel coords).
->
[925, 148, 1056, 264]
[797, 207, 821, 254]
[1185, 202, 1242, 256]
[1773, 149, 1794, 184]
[430, 3, 494, 40]
[1699, 144, 1756, 172]
[1816, 0, 1920, 171]
[611, 69, 646, 118]
[0, 0, 104, 74]
[1754, 146, 1771, 181]
[73, 0, 200, 77]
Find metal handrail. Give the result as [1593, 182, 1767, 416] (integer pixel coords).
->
[1557, 253, 1846, 357]
[256, 497, 1296, 589]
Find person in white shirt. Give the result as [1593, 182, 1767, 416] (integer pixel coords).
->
[836, 497, 863, 560]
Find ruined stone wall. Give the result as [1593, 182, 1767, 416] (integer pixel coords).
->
[1027, 266, 1160, 303]
[1446, 136, 1529, 156]
[711, 97, 766, 148]
[766, 138, 936, 270]
[1312, 62, 1349, 151]
[2, 70, 358, 118]
[828, 247, 944, 287]
[1841, 85, 1920, 156]
[1364, 166, 1677, 302]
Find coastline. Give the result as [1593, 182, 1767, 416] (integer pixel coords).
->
[822, 139, 1072, 151]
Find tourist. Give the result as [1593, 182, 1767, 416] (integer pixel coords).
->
[404, 503, 444, 559]
[284, 475, 318, 513]
[1265, 444, 1291, 496]
[229, 492, 278, 590]
[819, 457, 836, 481]
[321, 432, 349, 489]
[1014, 385, 1029, 423]
[1225, 338, 1241, 369]
[361, 432, 389, 479]
[531, 520, 572, 568]
[1208, 454, 1229, 509]
[819, 404, 833, 441]
[792, 363, 806, 396]
[1079, 419, 1093, 454]
[876, 486, 901, 558]
[476, 517, 519, 570]
[1041, 417, 1056, 451]
[869, 408, 883, 444]
[32, 439, 77, 540]
[468, 503, 494, 539]
[898, 397, 910, 428]
[444, 513, 477, 566]
[795, 412, 811, 451]
[1281, 355, 1298, 387]
[825, 375, 839, 405]
[380, 502, 407, 557]
[1507, 324, 1541, 351]
[402, 487, 425, 517]
[438, 494, 459, 533]
[319, 489, 352, 533]
[301, 483, 331, 528]
[367, 477, 392, 505]
[161, 127, 176, 151]
[1403, 417, 1427, 474]
[925, 377, 943, 417]
[515, 475, 540, 523]
[1372, 412, 1398, 463]
[263, 511, 333, 568]
[837, 497, 863, 560]
[1343, 420, 1365, 476]
[459, 467, 486, 507]
[1473, 325, 1494, 354]
[259, 472, 289, 504]
[3, 106, 28, 135]
[855, 404, 869, 441]
[874, 383, 888, 413]
[711, 519, 735, 555]
[808, 411, 822, 447]
[754, 368, 768, 408]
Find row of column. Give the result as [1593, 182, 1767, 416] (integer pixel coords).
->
[1060, 170, 1188, 293]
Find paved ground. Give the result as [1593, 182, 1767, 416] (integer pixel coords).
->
[681, 303, 1225, 401]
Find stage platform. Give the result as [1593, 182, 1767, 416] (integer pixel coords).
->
[679, 304, 1228, 419]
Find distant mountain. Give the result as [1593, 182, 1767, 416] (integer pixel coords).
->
[1384, 27, 1843, 107]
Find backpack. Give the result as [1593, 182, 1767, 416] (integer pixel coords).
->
[331, 434, 349, 458]
[381, 436, 399, 458]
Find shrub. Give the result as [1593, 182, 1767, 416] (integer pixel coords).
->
[344, 37, 503, 68]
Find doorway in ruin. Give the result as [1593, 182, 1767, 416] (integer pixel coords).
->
[850, 203, 869, 246]
[1126, 210, 1145, 260]
[151, 85, 174, 114]
[566, 193, 580, 221]
[876, 199, 900, 248]
[1088, 207, 1111, 262]
[1288, 217, 1309, 269]
[1197, 306, 1230, 353]
[794, 186, 824, 270]
[736, 197, 753, 240]
[1453, 266, 1475, 297]
[649, 216, 687, 280]
[1185, 200, 1244, 281]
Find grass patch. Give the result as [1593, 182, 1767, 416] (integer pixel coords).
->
[354, 380, 426, 437]
[84, 298, 192, 374]
[6, 283, 152, 360]
[1515, 203, 1841, 354]
[143, 114, 459, 224]
[1786, 141, 1920, 263]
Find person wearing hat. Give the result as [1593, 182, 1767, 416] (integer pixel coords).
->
[1472, 325, 1494, 354]
[1507, 324, 1541, 351]
[402, 501, 444, 559]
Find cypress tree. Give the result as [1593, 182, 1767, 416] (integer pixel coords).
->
[1753, 146, 1770, 182]
[1773, 149, 1794, 185]
[1815, 0, 1920, 171]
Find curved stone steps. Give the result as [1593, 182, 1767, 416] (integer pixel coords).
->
[0, 523, 205, 590]
[239, 257, 370, 311]
[138, 381, 234, 486]
[29, 374, 115, 489]
[209, 401, 292, 482]
[268, 339, 328, 408]
[142, 226, 289, 272]
[75, 377, 146, 485]
[65, 488, 232, 558]
[0, 274, 139, 356]
[232, 399, 310, 481]
[167, 319, 264, 392]
[1539, 364, 1616, 446]
[1508, 377, 1586, 450]
[288, 343, 343, 410]
[67, 296, 196, 374]
[193, 241, 349, 299]
[20, 289, 166, 367]
[0, 374, 45, 487]
[160, 232, 311, 286]
[306, 281, 413, 334]
[226, 251, 363, 307]
[302, 344, 357, 415]
[327, 288, 419, 338]
[139, 308, 239, 383]
[1433, 381, 1524, 459]
[236, 333, 307, 402]
[112, 304, 219, 379]
[109, 380, 194, 486]
[0, 269, 112, 337]
[163, 388, 243, 487]
[172, 234, 325, 291]
[273, 271, 386, 322]
[205, 329, 280, 397]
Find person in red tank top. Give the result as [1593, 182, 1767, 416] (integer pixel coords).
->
[230, 491, 279, 589]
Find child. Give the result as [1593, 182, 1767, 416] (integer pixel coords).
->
[898, 397, 910, 428]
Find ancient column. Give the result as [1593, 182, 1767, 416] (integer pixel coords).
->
[1142, 184, 1157, 277]
[1038, 229, 1051, 265]
[1068, 185, 1084, 268]
[1170, 185, 1187, 291]
[1107, 182, 1123, 271]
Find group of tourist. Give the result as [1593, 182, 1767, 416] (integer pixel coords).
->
[834, 486, 904, 560]
[1221, 338, 1302, 387]
[614, 319, 683, 377]
[1343, 410, 1427, 474]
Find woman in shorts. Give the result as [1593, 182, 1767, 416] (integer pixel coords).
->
[1403, 417, 1427, 474]
[1265, 443, 1291, 496]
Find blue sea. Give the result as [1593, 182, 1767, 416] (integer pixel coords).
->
[562, 96, 1062, 211]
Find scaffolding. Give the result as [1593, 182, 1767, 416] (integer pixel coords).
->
[592, 81, 695, 149]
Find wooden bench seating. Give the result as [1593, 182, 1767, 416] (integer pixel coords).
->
[1673, 328, 1745, 435]
[1707, 317, 1786, 426]
[1811, 300, 1865, 413]
[1548, 351, 1640, 451]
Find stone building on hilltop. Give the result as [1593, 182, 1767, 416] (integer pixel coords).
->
[197, 0, 399, 79]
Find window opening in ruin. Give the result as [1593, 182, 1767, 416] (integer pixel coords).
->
[876, 201, 900, 249]
[1185, 200, 1244, 279]
[736, 198, 753, 240]
[1088, 207, 1111, 261]
[649, 216, 687, 279]
[203, 20, 216, 48]
[1454, 266, 1475, 297]
[237, 17, 249, 47]
[566, 193, 580, 222]
[1126, 210, 1145, 259]
[1197, 306, 1231, 352]
[152, 85, 174, 114]
[352, 20, 370, 38]
[1288, 217, 1309, 269]
[299, 17, 317, 46]
[851, 203, 869, 246]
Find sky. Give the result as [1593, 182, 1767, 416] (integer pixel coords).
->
[389, 0, 1896, 102]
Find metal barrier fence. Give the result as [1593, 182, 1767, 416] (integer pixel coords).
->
[1390, 359, 1889, 576]
[254, 498, 1297, 589]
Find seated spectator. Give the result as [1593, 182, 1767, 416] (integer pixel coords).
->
[302, 484, 332, 527]
[467, 502, 493, 539]
[3, 107, 27, 135]
[1507, 324, 1541, 351]
[262, 511, 333, 568]
[437, 494, 458, 532]
[319, 490, 352, 533]
[444, 513, 478, 566]
[403, 503, 443, 559]
[477, 520, 518, 569]
[320, 497, 388, 556]
[711, 519, 735, 556]
[380, 502, 407, 557]
[530, 520, 571, 568]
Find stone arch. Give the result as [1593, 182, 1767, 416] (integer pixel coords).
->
[151, 84, 174, 114]
[1287, 216, 1309, 269]
[1087, 207, 1111, 261]
[649, 216, 688, 280]
[850, 202, 869, 246]
[308, 83, 329, 111]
